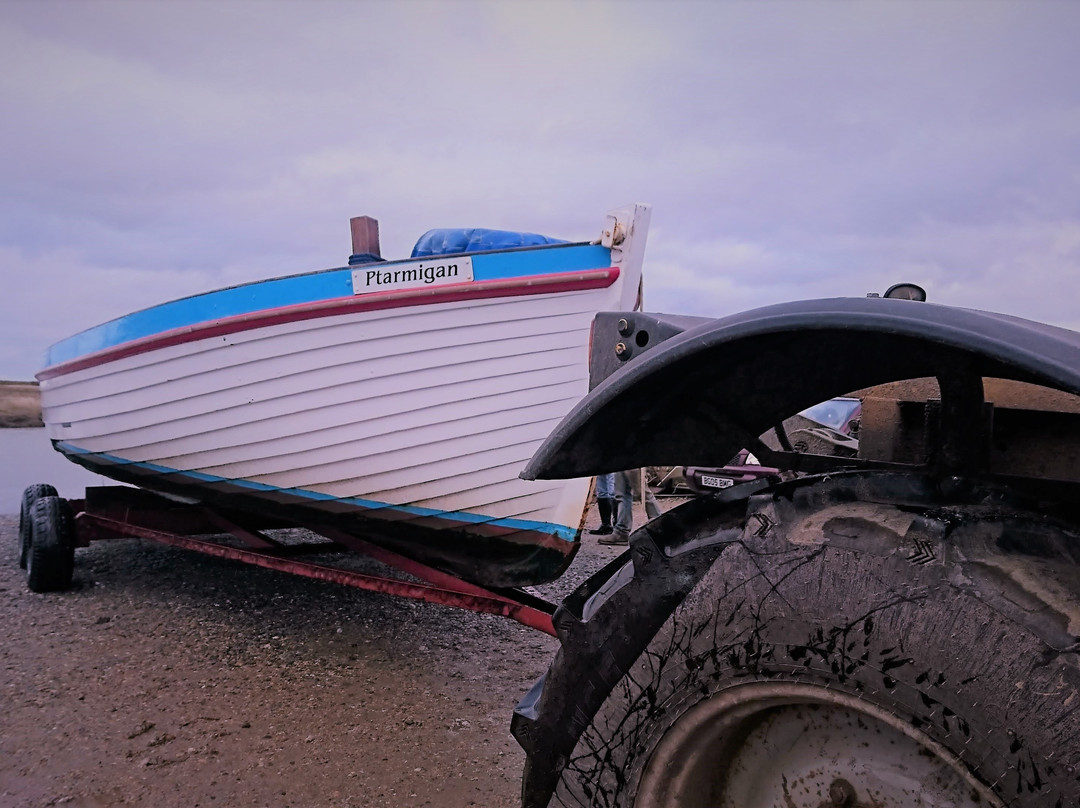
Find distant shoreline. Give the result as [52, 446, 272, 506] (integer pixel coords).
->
[0, 380, 43, 428]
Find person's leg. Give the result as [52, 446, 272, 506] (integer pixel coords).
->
[626, 468, 663, 520]
[626, 468, 661, 521]
[595, 498, 613, 532]
[644, 486, 662, 521]
[589, 473, 615, 534]
[616, 471, 633, 533]
[589, 472, 614, 534]
[602, 470, 633, 544]
[595, 473, 614, 501]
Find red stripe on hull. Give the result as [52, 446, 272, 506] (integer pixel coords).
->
[39, 267, 619, 381]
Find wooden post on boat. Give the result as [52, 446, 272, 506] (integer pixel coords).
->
[349, 216, 382, 265]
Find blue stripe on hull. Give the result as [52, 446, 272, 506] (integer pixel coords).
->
[45, 242, 610, 368]
[55, 442, 578, 543]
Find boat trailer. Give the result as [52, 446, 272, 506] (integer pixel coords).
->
[19, 485, 558, 637]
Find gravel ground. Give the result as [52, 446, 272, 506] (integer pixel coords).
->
[0, 499, 678, 808]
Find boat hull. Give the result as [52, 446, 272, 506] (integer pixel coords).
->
[38, 206, 650, 586]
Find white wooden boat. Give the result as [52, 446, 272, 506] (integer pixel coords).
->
[36, 204, 650, 586]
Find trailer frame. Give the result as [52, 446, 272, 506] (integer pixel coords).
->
[21, 484, 558, 636]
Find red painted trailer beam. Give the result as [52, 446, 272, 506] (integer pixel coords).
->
[309, 523, 525, 603]
[75, 511, 557, 636]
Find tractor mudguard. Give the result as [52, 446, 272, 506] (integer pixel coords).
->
[523, 296, 1080, 480]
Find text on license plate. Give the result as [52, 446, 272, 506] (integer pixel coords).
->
[700, 474, 734, 489]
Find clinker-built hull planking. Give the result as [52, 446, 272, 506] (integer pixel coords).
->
[38, 204, 651, 587]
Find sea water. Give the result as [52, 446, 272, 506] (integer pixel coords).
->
[0, 428, 112, 514]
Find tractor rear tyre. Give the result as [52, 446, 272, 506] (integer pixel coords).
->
[515, 472, 1080, 807]
[18, 483, 57, 569]
[26, 495, 75, 593]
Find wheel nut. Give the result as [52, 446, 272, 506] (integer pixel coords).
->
[828, 778, 856, 806]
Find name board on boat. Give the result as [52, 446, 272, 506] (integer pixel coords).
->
[351, 257, 474, 296]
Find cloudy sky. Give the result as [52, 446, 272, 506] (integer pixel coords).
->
[2, 0, 1078, 381]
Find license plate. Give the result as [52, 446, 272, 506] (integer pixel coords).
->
[699, 474, 734, 489]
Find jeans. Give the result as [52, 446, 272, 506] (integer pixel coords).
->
[595, 473, 615, 499]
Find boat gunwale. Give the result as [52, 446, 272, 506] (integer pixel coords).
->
[41, 239, 605, 370]
[39, 266, 619, 381]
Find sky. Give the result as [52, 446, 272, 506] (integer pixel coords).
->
[2, 0, 1079, 381]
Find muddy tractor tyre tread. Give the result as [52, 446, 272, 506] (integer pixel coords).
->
[26, 495, 75, 593]
[515, 471, 1080, 808]
[513, 489, 761, 808]
[18, 483, 57, 569]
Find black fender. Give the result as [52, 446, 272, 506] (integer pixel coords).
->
[523, 297, 1080, 480]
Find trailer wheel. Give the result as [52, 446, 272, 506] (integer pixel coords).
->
[26, 496, 75, 593]
[18, 483, 57, 569]
[516, 473, 1080, 808]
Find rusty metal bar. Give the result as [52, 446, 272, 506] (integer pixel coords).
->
[309, 523, 523, 602]
[199, 509, 283, 550]
[75, 511, 556, 636]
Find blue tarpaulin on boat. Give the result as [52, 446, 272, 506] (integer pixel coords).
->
[411, 228, 566, 258]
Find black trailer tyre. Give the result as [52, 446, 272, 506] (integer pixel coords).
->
[517, 473, 1080, 808]
[18, 483, 57, 569]
[25, 495, 75, 593]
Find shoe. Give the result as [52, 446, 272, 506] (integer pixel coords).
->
[589, 525, 613, 535]
[598, 532, 629, 546]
